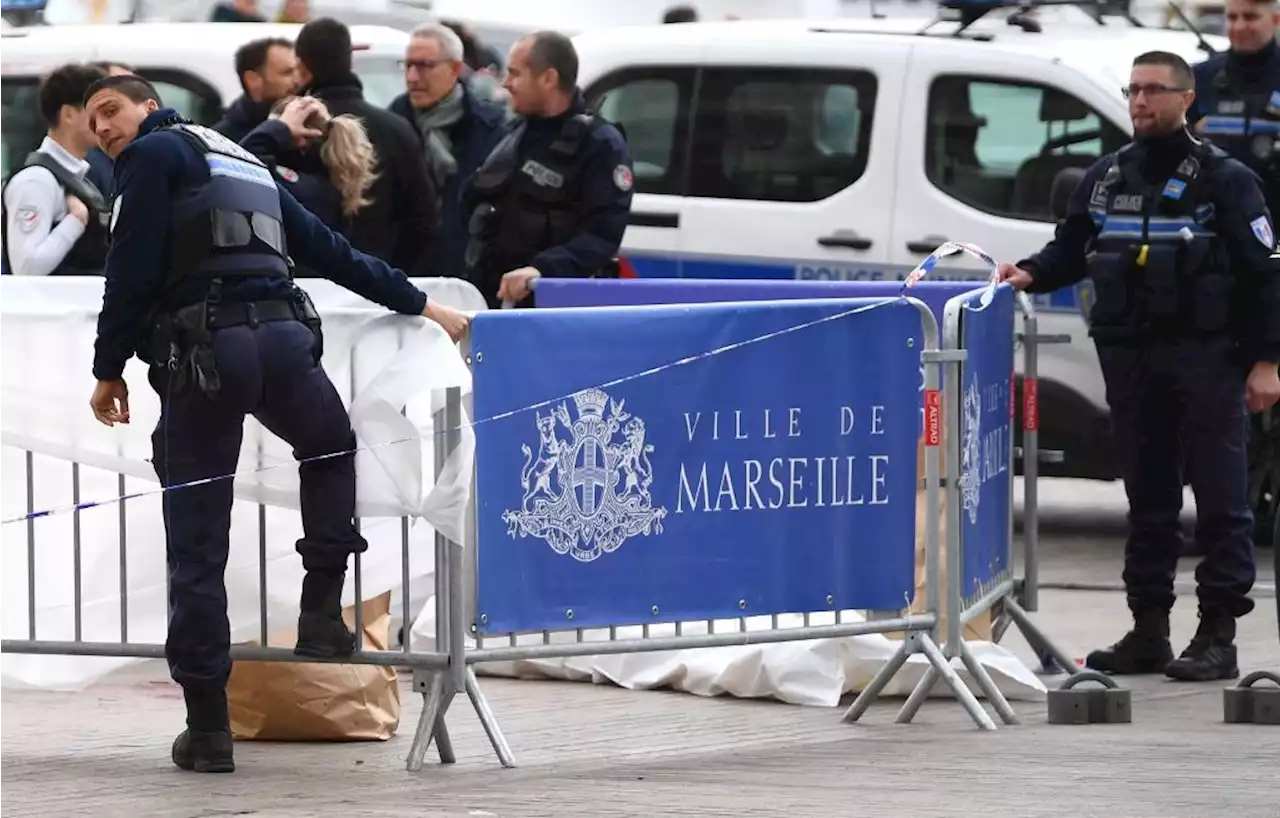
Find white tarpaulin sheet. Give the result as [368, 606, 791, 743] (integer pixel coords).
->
[2, 276, 1046, 706]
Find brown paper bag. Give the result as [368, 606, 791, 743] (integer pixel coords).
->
[227, 591, 401, 741]
[890, 413, 993, 642]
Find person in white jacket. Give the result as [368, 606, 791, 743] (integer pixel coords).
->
[2, 62, 111, 277]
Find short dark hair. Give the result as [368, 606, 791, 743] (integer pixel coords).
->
[83, 74, 165, 108]
[234, 36, 293, 92]
[295, 17, 351, 82]
[522, 30, 577, 93]
[663, 5, 699, 23]
[1132, 50, 1194, 89]
[38, 63, 107, 127]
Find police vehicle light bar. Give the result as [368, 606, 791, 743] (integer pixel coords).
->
[0, 0, 46, 10]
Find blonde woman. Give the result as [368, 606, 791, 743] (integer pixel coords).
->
[238, 95, 378, 242]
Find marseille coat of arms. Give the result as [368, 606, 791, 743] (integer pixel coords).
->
[960, 376, 983, 526]
[502, 388, 668, 562]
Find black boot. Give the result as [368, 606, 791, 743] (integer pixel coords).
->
[294, 569, 356, 659]
[1085, 610, 1174, 675]
[1165, 610, 1240, 682]
[172, 687, 235, 773]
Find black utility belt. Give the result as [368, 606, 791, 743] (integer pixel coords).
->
[205, 299, 300, 330]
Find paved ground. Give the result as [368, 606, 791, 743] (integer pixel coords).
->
[3, 479, 1278, 818]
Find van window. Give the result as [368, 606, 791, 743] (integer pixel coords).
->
[585, 67, 696, 197]
[136, 70, 223, 126]
[688, 67, 877, 203]
[355, 55, 408, 109]
[925, 75, 1126, 221]
[1, 78, 44, 180]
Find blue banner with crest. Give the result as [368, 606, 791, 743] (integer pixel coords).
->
[470, 298, 924, 634]
[952, 284, 1016, 605]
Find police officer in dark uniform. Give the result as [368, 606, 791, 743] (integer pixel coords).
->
[82, 74, 470, 773]
[997, 51, 1280, 681]
[1189, 0, 1280, 214]
[461, 30, 633, 309]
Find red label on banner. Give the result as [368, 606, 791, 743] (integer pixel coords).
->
[924, 389, 941, 446]
[1023, 377, 1039, 431]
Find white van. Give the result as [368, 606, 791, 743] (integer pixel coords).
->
[572, 7, 1229, 484]
[0, 21, 410, 179]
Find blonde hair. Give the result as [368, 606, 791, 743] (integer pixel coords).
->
[272, 95, 379, 217]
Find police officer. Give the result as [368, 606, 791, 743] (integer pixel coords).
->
[1189, 0, 1280, 214]
[2, 63, 110, 277]
[461, 30, 633, 310]
[82, 74, 469, 773]
[997, 51, 1280, 682]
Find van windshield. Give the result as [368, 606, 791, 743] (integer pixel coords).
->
[352, 54, 403, 109]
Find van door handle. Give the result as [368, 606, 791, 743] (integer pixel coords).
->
[629, 211, 679, 229]
[907, 235, 948, 254]
[817, 232, 872, 250]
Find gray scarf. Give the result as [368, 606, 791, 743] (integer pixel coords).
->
[414, 82, 466, 190]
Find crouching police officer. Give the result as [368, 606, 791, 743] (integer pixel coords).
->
[998, 51, 1280, 681]
[82, 74, 470, 773]
[461, 30, 633, 309]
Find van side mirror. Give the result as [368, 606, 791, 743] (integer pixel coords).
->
[1050, 167, 1087, 221]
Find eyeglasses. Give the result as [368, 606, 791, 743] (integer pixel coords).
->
[1122, 83, 1189, 99]
[400, 59, 450, 73]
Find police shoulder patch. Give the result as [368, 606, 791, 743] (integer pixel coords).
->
[16, 205, 40, 232]
[613, 164, 633, 192]
[275, 166, 299, 183]
[1250, 215, 1274, 249]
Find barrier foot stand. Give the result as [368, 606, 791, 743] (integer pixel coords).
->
[433, 721, 457, 765]
[466, 667, 517, 768]
[405, 671, 456, 772]
[1002, 598, 1083, 675]
[841, 632, 918, 723]
[899, 634, 998, 731]
[957, 638, 1019, 725]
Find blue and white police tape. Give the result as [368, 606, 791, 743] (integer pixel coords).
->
[902, 240, 1003, 308]
[2, 294, 904, 526]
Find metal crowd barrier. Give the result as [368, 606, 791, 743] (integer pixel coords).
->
[433, 293, 998, 770]
[1, 279, 1067, 774]
[533, 276, 1080, 675]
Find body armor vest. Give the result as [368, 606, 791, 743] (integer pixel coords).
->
[1197, 64, 1280, 197]
[1, 151, 111, 276]
[464, 112, 601, 277]
[163, 122, 291, 287]
[1084, 141, 1233, 340]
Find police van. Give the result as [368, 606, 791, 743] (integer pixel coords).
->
[0, 21, 411, 179]
[573, 1, 1230, 487]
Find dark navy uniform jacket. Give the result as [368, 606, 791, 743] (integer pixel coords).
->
[1189, 40, 1280, 215]
[94, 108, 428, 381]
[462, 90, 633, 281]
[1017, 130, 1280, 364]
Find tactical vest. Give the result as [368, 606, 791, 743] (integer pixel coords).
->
[162, 122, 291, 287]
[464, 112, 602, 276]
[1084, 141, 1234, 340]
[1, 151, 111, 276]
[1197, 65, 1280, 193]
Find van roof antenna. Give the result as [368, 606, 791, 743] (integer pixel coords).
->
[1164, 0, 1219, 54]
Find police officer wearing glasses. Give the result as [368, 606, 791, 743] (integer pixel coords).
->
[998, 51, 1280, 682]
[82, 74, 470, 774]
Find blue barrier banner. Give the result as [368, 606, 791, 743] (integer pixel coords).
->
[537, 277, 977, 330]
[954, 284, 1016, 604]
[471, 298, 923, 634]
